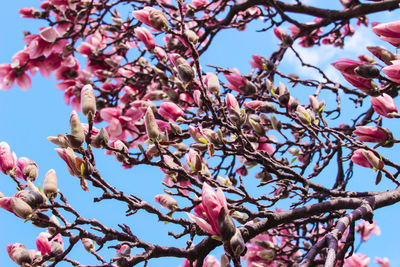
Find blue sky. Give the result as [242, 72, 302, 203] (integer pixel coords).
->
[0, 1, 400, 266]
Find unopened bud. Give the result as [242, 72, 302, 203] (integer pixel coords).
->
[66, 111, 85, 148]
[354, 65, 380, 79]
[185, 30, 198, 44]
[217, 208, 236, 241]
[145, 107, 160, 140]
[81, 238, 95, 252]
[229, 229, 246, 256]
[154, 194, 178, 210]
[278, 82, 290, 106]
[81, 84, 97, 116]
[93, 127, 109, 148]
[149, 9, 169, 31]
[7, 244, 33, 266]
[51, 240, 64, 254]
[10, 197, 32, 219]
[259, 102, 277, 113]
[24, 191, 45, 209]
[47, 134, 68, 148]
[206, 73, 220, 95]
[361, 150, 384, 170]
[177, 64, 195, 83]
[44, 169, 58, 200]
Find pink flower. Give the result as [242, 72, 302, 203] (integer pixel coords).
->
[256, 137, 275, 155]
[331, 58, 363, 75]
[0, 59, 32, 90]
[225, 93, 239, 112]
[18, 7, 39, 18]
[132, 7, 153, 28]
[0, 142, 17, 174]
[0, 197, 14, 214]
[353, 126, 389, 143]
[158, 102, 185, 121]
[187, 183, 228, 236]
[355, 220, 381, 242]
[15, 157, 39, 181]
[382, 61, 400, 83]
[134, 27, 156, 50]
[192, 0, 209, 9]
[223, 69, 246, 93]
[351, 149, 383, 169]
[55, 147, 84, 177]
[372, 20, 400, 46]
[343, 253, 370, 267]
[36, 231, 64, 256]
[249, 55, 265, 70]
[376, 257, 390, 267]
[370, 93, 399, 118]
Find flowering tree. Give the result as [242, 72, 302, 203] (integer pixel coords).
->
[1, 0, 400, 266]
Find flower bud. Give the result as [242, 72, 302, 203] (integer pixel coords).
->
[10, 197, 33, 219]
[81, 238, 95, 252]
[66, 111, 85, 148]
[6, 244, 33, 266]
[81, 84, 97, 116]
[15, 157, 39, 181]
[154, 194, 178, 210]
[177, 64, 195, 83]
[206, 73, 220, 95]
[44, 169, 58, 200]
[217, 208, 236, 241]
[92, 127, 109, 148]
[278, 82, 290, 106]
[145, 107, 160, 140]
[0, 142, 16, 174]
[47, 134, 69, 148]
[23, 191, 45, 209]
[185, 29, 199, 44]
[229, 229, 246, 257]
[361, 150, 384, 170]
[354, 65, 380, 79]
[149, 9, 168, 31]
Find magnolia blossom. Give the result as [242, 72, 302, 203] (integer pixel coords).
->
[55, 147, 84, 177]
[370, 94, 399, 118]
[382, 60, 400, 83]
[372, 20, 400, 46]
[134, 27, 156, 51]
[187, 183, 228, 236]
[376, 257, 390, 267]
[355, 220, 381, 242]
[353, 126, 389, 143]
[343, 253, 370, 267]
[0, 142, 17, 174]
[158, 102, 185, 121]
[36, 231, 64, 256]
[223, 69, 246, 92]
[351, 149, 383, 170]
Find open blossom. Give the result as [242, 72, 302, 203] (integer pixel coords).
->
[353, 126, 390, 143]
[0, 142, 17, 174]
[343, 253, 370, 267]
[158, 102, 185, 121]
[0, 51, 32, 90]
[187, 183, 229, 236]
[370, 93, 399, 118]
[356, 220, 381, 241]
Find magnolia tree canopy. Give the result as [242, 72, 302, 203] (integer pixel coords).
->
[1, 0, 400, 266]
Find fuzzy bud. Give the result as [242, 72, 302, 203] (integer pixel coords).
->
[217, 208, 236, 241]
[145, 107, 160, 140]
[10, 197, 33, 219]
[81, 238, 95, 252]
[66, 111, 85, 148]
[43, 169, 58, 200]
[154, 194, 178, 210]
[354, 65, 380, 79]
[149, 9, 169, 31]
[177, 64, 195, 83]
[81, 84, 97, 116]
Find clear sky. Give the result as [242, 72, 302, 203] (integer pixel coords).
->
[0, 1, 400, 266]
